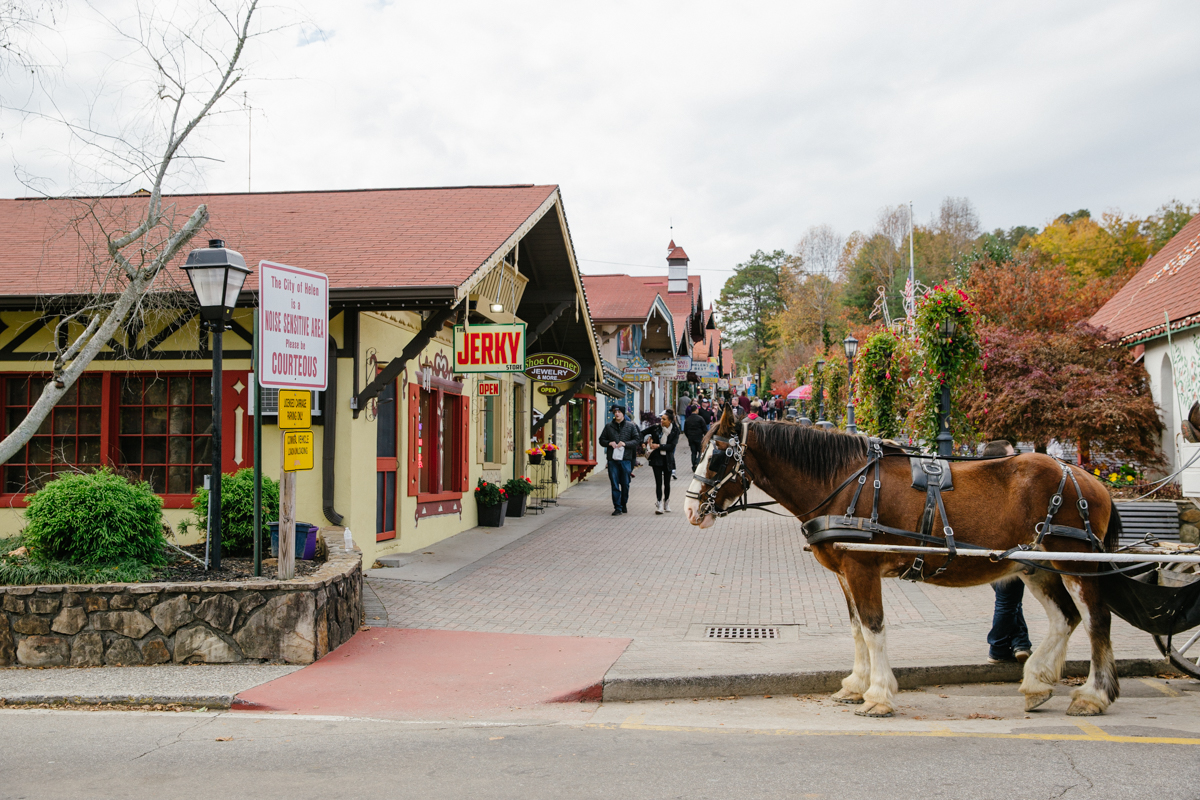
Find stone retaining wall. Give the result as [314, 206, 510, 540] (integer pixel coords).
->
[0, 543, 362, 668]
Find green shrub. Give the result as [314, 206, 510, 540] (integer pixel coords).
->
[23, 469, 166, 565]
[191, 469, 280, 556]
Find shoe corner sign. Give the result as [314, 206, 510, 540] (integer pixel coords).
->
[524, 352, 580, 396]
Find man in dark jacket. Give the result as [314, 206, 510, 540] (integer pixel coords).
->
[599, 405, 641, 515]
[683, 405, 708, 470]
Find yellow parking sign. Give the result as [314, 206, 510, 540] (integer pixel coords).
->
[283, 430, 314, 471]
[278, 389, 311, 430]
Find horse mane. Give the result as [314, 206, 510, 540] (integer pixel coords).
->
[748, 421, 868, 481]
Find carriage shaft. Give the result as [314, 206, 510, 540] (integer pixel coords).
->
[819, 542, 1200, 564]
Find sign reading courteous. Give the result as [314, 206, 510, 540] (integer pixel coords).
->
[524, 353, 580, 383]
[277, 389, 311, 430]
[258, 261, 329, 391]
[283, 430, 314, 471]
[453, 324, 526, 373]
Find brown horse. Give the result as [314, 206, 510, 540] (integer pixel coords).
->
[685, 406, 1120, 718]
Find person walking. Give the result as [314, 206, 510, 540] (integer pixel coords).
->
[599, 406, 641, 516]
[982, 439, 1033, 663]
[698, 398, 714, 426]
[646, 409, 680, 514]
[737, 390, 752, 417]
[684, 404, 707, 470]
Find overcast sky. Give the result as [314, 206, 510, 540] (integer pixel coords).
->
[4, 0, 1200, 301]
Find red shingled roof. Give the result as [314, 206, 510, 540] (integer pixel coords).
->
[721, 348, 735, 377]
[0, 185, 558, 296]
[667, 246, 689, 261]
[1090, 213, 1200, 341]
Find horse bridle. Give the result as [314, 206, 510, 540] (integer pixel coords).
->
[686, 420, 762, 519]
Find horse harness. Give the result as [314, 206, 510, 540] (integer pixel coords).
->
[688, 424, 1107, 581]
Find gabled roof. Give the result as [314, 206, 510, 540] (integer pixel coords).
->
[667, 246, 689, 261]
[721, 348, 735, 377]
[1090, 213, 1200, 342]
[0, 185, 559, 299]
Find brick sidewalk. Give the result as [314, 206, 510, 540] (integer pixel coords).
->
[369, 466, 1163, 682]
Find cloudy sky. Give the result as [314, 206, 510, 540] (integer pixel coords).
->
[4, 0, 1200, 300]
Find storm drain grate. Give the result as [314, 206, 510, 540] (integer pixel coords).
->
[705, 626, 778, 640]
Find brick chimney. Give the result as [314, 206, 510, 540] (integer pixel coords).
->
[667, 242, 689, 294]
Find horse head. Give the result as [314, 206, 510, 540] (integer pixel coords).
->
[685, 403, 750, 528]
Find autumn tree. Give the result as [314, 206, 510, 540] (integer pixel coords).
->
[0, 0, 264, 467]
[960, 324, 1163, 463]
[715, 249, 786, 389]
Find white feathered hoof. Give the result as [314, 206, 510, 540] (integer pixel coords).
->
[854, 702, 894, 718]
[1024, 690, 1053, 712]
[832, 689, 864, 705]
[1066, 698, 1105, 716]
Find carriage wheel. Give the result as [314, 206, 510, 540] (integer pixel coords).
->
[1151, 559, 1200, 679]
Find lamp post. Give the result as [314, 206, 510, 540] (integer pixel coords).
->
[935, 317, 958, 457]
[843, 334, 859, 434]
[814, 358, 826, 422]
[182, 239, 251, 571]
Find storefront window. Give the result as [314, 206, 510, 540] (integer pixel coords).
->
[4, 374, 106, 493]
[441, 391, 458, 491]
[409, 383, 467, 499]
[567, 394, 596, 463]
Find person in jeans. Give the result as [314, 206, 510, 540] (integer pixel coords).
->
[982, 439, 1033, 663]
[684, 404, 708, 470]
[599, 405, 641, 516]
[645, 409, 680, 514]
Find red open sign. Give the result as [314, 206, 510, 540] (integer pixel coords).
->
[478, 381, 501, 396]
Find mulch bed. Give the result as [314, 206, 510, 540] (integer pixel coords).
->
[151, 543, 324, 583]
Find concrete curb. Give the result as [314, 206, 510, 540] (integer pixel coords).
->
[601, 657, 1173, 702]
[0, 693, 233, 708]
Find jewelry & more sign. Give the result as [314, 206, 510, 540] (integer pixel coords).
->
[454, 323, 527, 373]
[524, 352, 580, 383]
[258, 261, 329, 391]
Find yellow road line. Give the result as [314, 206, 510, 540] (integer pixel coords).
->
[584, 716, 1200, 746]
[1138, 678, 1182, 697]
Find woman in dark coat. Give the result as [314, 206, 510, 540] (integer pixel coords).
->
[645, 409, 680, 514]
[683, 404, 708, 471]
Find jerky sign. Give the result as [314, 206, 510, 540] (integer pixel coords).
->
[453, 323, 527, 373]
[523, 353, 580, 383]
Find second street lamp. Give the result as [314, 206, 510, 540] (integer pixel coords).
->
[843, 334, 859, 434]
[182, 239, 251, 571]
[815, 358, 826, 423]
[935, 317, 958, 457]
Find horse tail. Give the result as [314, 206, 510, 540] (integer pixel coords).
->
[1104, 501, 1123, 553]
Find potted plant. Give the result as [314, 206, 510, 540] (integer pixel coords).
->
[526, 444, 544, 465]
[542, 442, 559, 462]
[474, 478, 508, 527]
[503, 476, 535, 517]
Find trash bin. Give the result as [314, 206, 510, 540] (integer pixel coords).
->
[269, 521, 319, 560]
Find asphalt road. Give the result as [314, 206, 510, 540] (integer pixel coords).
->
[3, 679, 1199, 800]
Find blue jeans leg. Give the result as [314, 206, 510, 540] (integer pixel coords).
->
[609, 459, 631, 511]
[988, 578, 1032, 658]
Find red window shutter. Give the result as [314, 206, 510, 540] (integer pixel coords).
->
[459, 394, 470, 492]
[222, 370, 251, 474]
[407, 384, 420, 496]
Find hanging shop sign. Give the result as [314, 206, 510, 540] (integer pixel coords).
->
[453, 323, 527, 373]
[675, 356, 692, 375]
[621, 357, 653, 382]
[717, 378, 730, 390]
[523, 352, 580, 383]
[652, 359, 679, 379]
[691, 360, 718, 378]
[258, 261, 329, 391]
[477, 381, 501, 397]
[537, 384, 561, 396]
[699, 376, 719, 384]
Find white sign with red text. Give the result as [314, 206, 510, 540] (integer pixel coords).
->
[258, 261, 329, 391]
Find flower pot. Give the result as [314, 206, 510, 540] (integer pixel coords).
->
[477, 499, 508, 527]
[545, 450, 557, 461]
[506, 494, 527, 517]
[528, 453, 543, 465]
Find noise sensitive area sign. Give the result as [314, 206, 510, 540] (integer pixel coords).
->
[258, 261, 329, 390]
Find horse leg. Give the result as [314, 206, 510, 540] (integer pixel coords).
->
[1019, 571, 1080, 711]
[832, 574, 869, 704]
[843, 565, 897, 717]
[1061, 575, 1119, 716]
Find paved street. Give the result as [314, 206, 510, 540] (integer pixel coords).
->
[4, 679, 1199, 800]
[368, 468, 1162, 685]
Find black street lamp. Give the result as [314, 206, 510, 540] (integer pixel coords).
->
[814, 358, 826, 422]
[182, 239, 251, 571]
[935, 316, 958, 457]
[843, 334, 859, 434]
